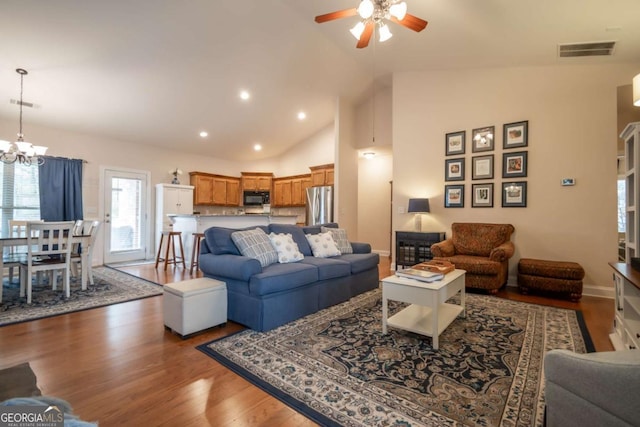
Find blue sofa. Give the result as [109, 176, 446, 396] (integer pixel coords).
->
[199, 223, 380, 332]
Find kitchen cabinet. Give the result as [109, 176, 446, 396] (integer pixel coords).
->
[155, 183, 194, 252]
[191, 174, 214, 205]
[190, 172, 240, 206]
[241, 172, 273, 192]
[291, 176, 311, 206]
[310, 164, 334, 187]
[273, 174, 310, 207]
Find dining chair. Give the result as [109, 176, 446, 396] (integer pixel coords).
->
[70, 220, 100, 286]
[49, 220, 85, 291]
[19, 221, 75, 304]
[3, 220, 43, 284]
[6, 220, 29, 284]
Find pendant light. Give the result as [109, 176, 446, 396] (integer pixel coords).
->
[0, 68, 47, 165]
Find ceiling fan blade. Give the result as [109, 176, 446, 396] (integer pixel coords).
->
[391, 14, 428, 32]
[356, 21, 374, 49]
[315, 8, 358, 23]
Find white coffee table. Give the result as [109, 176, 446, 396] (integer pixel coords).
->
[381, 269, 466, 350]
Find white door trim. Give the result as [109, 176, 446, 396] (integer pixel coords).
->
[99, 166, 152, 264]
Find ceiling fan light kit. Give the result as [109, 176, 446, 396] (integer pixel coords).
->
[316, 0, 427, 48]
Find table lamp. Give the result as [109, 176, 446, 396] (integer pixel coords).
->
[408, 198, 430, 231]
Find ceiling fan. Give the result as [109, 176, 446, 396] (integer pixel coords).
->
[315, 0, 428, 49]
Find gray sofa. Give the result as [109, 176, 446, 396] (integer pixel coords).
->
[198, 223, 379, 332]
[544, 349, 640, 426]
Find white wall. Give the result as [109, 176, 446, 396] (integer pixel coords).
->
[335, 98, 359, 238]
[354, 86, 393, 149]
[392, 63, 640, 292]
[275, 124, 334, 177]
[358, 151, 392, 255]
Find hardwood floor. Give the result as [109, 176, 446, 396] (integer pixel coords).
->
[0, 257, 614, 426]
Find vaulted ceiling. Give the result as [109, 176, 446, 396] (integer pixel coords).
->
[1, 0, 638, 161]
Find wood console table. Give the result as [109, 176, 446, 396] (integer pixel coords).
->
[395, 231, 445, 269]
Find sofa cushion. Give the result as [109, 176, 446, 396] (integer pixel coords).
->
[269, 223, 313, 256]
[268, 232, 304, 264]
[437, 254, 502, 275]
[451, 223, 514, 257]
[249, 262, 318, 296]
[299, 256, 351, 280]
[337, 252, 380, 274]
[321, 226, 353, 254]
[204, 225, 268, 255]
[231, 228, 278, 267]
[204, 227, 241, 255]
[306, 232, 341, 258]
[302, 222, 338, 236]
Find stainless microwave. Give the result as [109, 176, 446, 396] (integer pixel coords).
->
[243, 191, 270, 206]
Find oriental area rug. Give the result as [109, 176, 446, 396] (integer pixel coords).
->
[198, 289, 594, 427]
[0, 267, 162, 326]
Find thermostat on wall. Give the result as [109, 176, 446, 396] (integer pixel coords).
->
[561, 178, 575, 186]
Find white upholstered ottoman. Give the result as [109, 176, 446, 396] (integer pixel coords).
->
[163, 278, 227, 337]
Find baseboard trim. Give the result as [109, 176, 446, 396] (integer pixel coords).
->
[506, 279, 613, 299]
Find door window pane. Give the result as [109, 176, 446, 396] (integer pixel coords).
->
[110, 177, 142, 252]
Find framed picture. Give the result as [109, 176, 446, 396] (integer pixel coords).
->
[503, 120, 528, 149]
[445, 158, 465, 181]
[502, 151, 528, 178]
[472, 154, 494, 180]
[502, 181, 527, 207]
[472, 183, 494, 207]
[472, 126, 495, 152]
[446, 131, 466, 156]
[445, 184, 465, 208]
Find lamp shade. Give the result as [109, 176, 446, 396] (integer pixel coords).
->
[634, 73, 640, 107]
[408, 198, 430, 213]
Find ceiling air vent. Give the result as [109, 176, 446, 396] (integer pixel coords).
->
[558, 41, 616, 58]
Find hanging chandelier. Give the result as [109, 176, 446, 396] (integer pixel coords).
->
[0, 68, 47, 166]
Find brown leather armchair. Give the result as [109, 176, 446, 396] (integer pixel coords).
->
[431, 223, 515, 293]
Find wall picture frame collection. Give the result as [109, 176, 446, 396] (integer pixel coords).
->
[444, 120, 529, 208]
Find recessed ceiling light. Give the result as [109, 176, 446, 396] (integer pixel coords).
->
[199, 131, 208, 138]
[254, 144, 262, 151]
[240, 90, 250, 100]
[363, 152, 376, 159]
[297, 111, 307, 120]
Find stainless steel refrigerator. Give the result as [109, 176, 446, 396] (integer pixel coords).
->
[306, 185, 334, 225]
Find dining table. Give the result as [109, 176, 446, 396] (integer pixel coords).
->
[0, 234, 92, 303]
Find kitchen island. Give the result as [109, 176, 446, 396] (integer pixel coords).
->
[168, 214, 299, 263]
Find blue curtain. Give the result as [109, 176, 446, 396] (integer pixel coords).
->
[38, 156, 84, 221]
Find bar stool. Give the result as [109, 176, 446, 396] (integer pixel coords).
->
[190, 232, 206, 274]
[155, 231, 186, 271]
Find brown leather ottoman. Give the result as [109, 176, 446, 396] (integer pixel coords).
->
[517, 258, 584, 301]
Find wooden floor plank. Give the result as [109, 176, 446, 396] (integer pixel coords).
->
[0, 257, 613, 425]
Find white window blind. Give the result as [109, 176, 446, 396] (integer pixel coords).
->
[0, 162, 41, 238]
